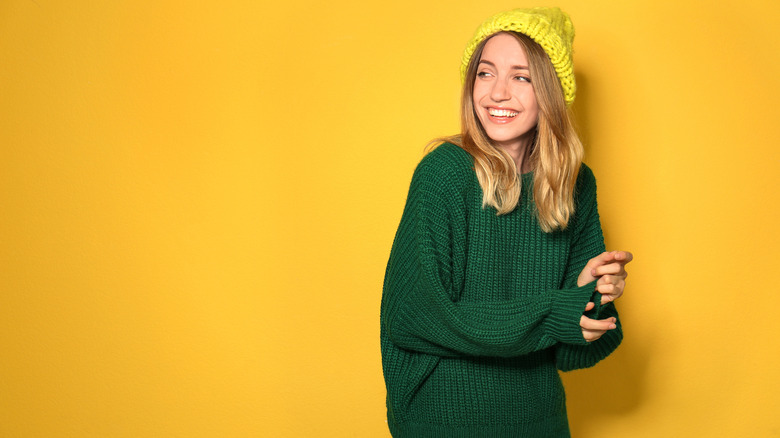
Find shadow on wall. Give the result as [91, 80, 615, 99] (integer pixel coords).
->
[563, 72, 651, 435]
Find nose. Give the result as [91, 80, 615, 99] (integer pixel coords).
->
[490, 78, 510, 102]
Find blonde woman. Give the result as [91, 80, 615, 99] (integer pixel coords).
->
[381, 7, 633, 437]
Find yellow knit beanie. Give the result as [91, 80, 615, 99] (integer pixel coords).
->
[461, 7, 576, 106]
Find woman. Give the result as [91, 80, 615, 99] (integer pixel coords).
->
[380, 7, 633, 437]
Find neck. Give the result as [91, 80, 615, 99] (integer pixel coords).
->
[496, 136, 534, 174]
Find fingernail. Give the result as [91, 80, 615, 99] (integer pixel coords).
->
[610, 324, 617, 329]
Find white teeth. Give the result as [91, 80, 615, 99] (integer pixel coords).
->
[488, 108, 518, 117]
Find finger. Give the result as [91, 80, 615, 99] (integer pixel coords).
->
[600, 290, 623, 304]
[614, 251, 634, 264]
[592, 262, 626, 277]
[597, 275, 621, 286]
[582, 328, 606, 342]
[584, 302, 595, 312]
[596, 283, 617, 297]
[601, 251, 634, 267]
[598, 280, 625, 303]
[585, 251, 614, 270]
[579, 315, 617, 331]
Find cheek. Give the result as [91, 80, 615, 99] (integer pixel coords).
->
[522, 88, 538, 107]
[471, 89, 487, 118]
[471, 83, 485, 104]
[525, 99, 540, 123]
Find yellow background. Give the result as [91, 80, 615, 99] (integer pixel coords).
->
[2, 1, 779, 436]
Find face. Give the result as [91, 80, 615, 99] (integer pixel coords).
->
[472, 33, 539, 151]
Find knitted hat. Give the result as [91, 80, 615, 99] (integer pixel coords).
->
[461, 7, 576, 106]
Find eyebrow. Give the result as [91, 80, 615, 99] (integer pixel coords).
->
[478, 60, 529, 70]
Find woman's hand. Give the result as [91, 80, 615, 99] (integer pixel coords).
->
[580, 305, 617, 342]
[576, 251, 632, 341]
[577, 251, 633, 304]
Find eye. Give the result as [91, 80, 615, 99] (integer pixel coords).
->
[514, 75, 531, 83]
[477, 71, 493, 79]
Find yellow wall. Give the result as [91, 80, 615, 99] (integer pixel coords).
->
[1, 1, 778, 436]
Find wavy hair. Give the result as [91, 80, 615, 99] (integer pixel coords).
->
[434, 31, 583, 232]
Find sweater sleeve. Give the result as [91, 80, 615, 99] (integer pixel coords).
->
[555, 164, 623, 371]
[381, 156, 594, 358]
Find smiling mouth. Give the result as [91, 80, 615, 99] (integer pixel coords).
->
[487, 108, 518, 118]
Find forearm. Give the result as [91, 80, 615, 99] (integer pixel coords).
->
[383, 273, 597, 358]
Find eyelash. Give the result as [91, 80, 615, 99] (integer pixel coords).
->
[476, 71, 531, 83]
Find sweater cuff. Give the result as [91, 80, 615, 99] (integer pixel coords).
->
[584, 292, 603, 319]
[545, 281, 597, 345]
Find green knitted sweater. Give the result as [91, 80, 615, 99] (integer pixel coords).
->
[380, 143, 622, 437]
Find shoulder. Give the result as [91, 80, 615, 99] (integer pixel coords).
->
[417, 142, 473, 175]
[574, 162, 598, 199]
[415, 142, 474, 181]
[577, 162, 596, 187]
[412, 142, 475, 191]
[405, 143, 475, 207]
[571, 163, 600, 226]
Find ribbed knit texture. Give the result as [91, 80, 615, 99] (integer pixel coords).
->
[461, 7, 577, 106]
[380, 143, 622, 437]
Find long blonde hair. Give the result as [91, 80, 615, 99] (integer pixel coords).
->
[435, 31, 583, 232]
